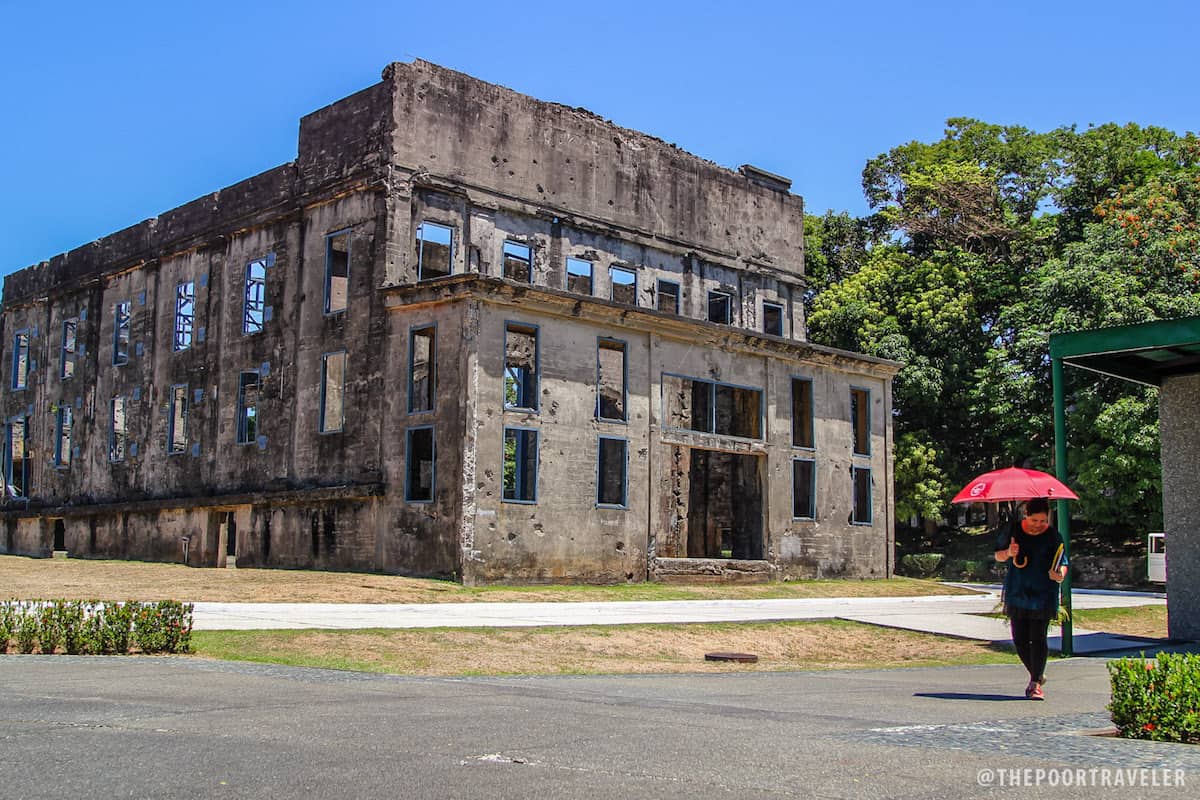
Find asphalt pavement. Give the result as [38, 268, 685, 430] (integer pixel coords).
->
[1, 655, 1195, 799]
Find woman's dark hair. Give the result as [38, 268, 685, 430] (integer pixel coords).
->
[1026, 498, 1051, 516]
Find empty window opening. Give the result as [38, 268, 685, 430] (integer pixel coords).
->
[663, 374, 713, 435]
[320, 351, 346, 433]
[791, 378, 814, 449]
[503, 241, 532, 282]
[109, 396, 127, 462]
[663, 375, 762, 439]
[5, 418, 28, 499]
[610, 266, 636, 305]
[763, 302, 784, 336]
[851, 388, 871, 455]
[503, 427, 538, 503]
[11, 330, 30, 389]
[504, 323, 539, 411]
[656, 280, 680, 314]
[853, 466, 873, 524]
[405, 427, 435, 503]
[680, 447, 763, 560]
[707, 291, 732, 324]
[174, 282, 195, 350]
[597, 437, 627, 508]
[55, 406, 73, 468]
[325, 232, 350, 314]
[416, 221, 453, 280]
[113, 302, 131, 365]
[409, 326, 436, 413]
[792, 458, 816, 519]
[168, 385, 189, 454]
[596, 339, 626, 422]
[243, 259, 267, 335]
[566, 257, 593, 294]
[61, 319, 78, 379]
[237, 371, 260, 445]
[715, 384, 761, 439]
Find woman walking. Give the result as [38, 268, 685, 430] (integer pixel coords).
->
[993, 498, 1068, 700]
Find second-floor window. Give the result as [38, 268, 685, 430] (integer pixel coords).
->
[61, 319, 78, 379]
[320, 351, 346, 433]
[597, 339, 626, 422]
[55, 406, 73, 468]
[325, 232, 350, 314]
[11, 331, 30, 389]
[851, 388, 871, 456]
[113, 302, 131, 365]
[243, 259, 267, 335]
[504, 323, 539, 411]
[109, 396, 127, 463]
[168, 385, 189, 454]
[237, 371, 261, 444]
[409, 326, 436, 414]
[5, 418, 28, 498]
[174, 282, 195, 351]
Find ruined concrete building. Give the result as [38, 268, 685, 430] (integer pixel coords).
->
[1, 61, 900, 583]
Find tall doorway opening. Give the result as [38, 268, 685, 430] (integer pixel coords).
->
[685, 449, 763, 560]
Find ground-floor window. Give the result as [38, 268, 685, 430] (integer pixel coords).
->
[597, 436, 627, 508]
[503, 427, 538, 503]
[852, 466, 872, 524]
[792, 458, 815, 520]
[405, 426, 435, 503]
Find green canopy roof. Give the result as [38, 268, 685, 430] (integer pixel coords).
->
[1049, 316, 1200, 387]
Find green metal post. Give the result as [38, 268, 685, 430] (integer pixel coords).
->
[1052, 356, 1073, 656]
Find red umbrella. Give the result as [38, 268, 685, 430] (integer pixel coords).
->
[951, 467, 1079, 503]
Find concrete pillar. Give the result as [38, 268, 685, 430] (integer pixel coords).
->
[1160, 374, 1200, 641]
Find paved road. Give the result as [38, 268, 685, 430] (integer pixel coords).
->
[1, 656, 1195, 799]
[191, 587, 1167, 653]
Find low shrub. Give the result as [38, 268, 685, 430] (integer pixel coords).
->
[133, 601, 193, 655]
[1109, 653, 1200, 744]
[899, 553, 945, 578]
[0, 600, 193, 656]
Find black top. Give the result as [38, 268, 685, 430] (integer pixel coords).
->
[994, 522, 1067, 618]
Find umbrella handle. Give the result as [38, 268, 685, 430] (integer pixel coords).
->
[1013, 555, 1028, 569]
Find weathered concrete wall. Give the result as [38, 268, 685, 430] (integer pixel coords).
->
[766, 361, 892, 578]
[1160, 374, 1200, 641]
[462, 299, 652, 584]
[382, 60, 805, 309]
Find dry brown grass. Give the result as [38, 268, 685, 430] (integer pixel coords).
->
[193, 619, 1012, 676]
[1073, 606, 1169, 639]
[0, 554, 972, 604]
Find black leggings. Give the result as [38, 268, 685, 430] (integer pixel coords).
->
[1009, 616, 1051, 682]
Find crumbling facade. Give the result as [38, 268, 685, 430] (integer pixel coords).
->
[0, 61, 900, 584]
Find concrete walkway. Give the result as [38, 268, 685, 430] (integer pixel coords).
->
[191, 584, 1168, 654]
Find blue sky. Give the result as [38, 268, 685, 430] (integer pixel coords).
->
[2, 0, 1197, 279]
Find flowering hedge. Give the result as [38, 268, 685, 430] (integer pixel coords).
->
[1108, 653, 1200, 744]
[0, 600, 193, 655]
